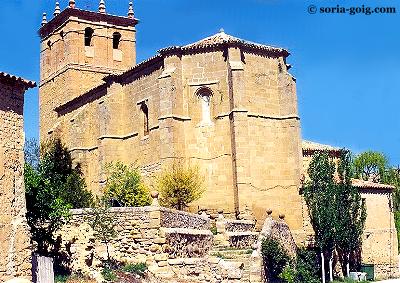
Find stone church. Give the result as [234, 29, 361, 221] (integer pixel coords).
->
[39, 0, 302, 231]
[38, 1, 398, 277]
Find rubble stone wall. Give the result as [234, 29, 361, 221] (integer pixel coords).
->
[0, 80, 31, 281]
[55, 205, 246, 281]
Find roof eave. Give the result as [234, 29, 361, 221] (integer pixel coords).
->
[39, 8, 139, 39]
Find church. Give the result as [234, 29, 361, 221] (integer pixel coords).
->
[38, 1, 398, 278]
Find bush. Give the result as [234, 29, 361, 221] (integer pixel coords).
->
[122, 262, 147, 277]
[261, 237, 291, 281]
[101, 267, 117, 282]
[104, 161, 151, 207]
[157, 161, 205, 210]
[294, 248, 320, 283]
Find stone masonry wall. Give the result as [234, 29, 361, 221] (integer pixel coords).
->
[55, 200, 247, 282]
[0, 80, 31, 281]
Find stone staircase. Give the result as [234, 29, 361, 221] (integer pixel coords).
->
[210, 247, 254, 282]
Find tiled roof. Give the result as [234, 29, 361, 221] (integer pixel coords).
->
[302, 140, 342, 153]
[352, 178, 395, 190]
[0, 72, 36, 89]
[158, 31, 289, 57]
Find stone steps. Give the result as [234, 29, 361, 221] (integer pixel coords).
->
[209, 248, 254, 282]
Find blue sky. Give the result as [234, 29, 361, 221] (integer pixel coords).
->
[0, 0, 399, 164]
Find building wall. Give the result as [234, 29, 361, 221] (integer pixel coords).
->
[361, 189, 398, 279]
[301, 152, 398, 279]
[0, 81, 31, 281]
[48, 46, 303, 233]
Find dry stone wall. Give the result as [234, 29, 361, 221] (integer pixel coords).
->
[55, 202, 247, 282]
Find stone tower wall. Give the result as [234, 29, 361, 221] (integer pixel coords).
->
[39, 9, 137, 139]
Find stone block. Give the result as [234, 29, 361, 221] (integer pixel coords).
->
[168, 258, 184, 265]
[154, 253, 168, 262]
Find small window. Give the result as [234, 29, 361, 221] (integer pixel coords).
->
[47, 40, 52, 50]
[197, 87, 212, 125]
[84, 27, 94, 47]
[140, 102, 149, 136]
[113, 32, 121, 49]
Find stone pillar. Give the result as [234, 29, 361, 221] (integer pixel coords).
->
[158, 54, 186, 167]
[215, 210, 229, 247]
[227, 47, 250, 217]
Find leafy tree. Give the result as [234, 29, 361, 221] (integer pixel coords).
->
[353, 151, 388, 182]
[25, 137, 40, 169]
[25, 138, 94, 254]
[304, 150, 367, 281]
[335, 151, 366, 277]
[84, 203, 118, 262]
[302, 151, 337, 282]
[157, 161, 205, 210]
[103, 161, 151, 207]
[385, 168, 400, 211]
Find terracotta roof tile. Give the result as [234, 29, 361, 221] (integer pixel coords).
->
[302, 140, 342, 153]
[352, 178, 395, 190]
[0, 72, 36, 89]
[158, 31, 289, 56]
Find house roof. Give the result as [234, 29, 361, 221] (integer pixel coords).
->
[0, 72, 36, 89]
[352, 178, 395, 191]
[302, 140, 342, 155]
[158, 30, 289, 57]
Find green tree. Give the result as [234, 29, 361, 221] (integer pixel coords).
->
[84, 203, 118, 262]
[157, 162, 205, 210]
[353, 151, 388, 182]
[24, 137, 40, 169]
[103, 161, 151, 207]
[303, 151, 337, 282]
[335, 151, 366, 277]
[25, 138, 94, 254]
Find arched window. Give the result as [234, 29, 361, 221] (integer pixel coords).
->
[113, 32, 121, 50]
[47, 40, 52, 50]
[84, 27, 94, 47]
[140, 102, 149, 136]
[196, 87, 212, 125]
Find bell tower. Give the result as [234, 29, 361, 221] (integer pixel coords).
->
[39, 1, 138, 139]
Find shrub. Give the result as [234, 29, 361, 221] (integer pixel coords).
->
[261, 237, 291, 281]
[101, 267, 117, 282]
[55, 275, 68, 283]
[157, 161, 205, 210]
[210, 225, 218, 235]
[122, 262, 147, 277]
[294, 248, 320, 283]
[104, 161, 151, 207]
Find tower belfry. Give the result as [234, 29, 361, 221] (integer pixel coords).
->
[38, 1, 138, 139]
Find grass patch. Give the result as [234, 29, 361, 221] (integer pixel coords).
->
[122, 262, 147, 277]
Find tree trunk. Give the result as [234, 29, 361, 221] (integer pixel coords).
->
[329, 255, 334, 282]
[346, 253, 350, 277]
[321, 251, 326, 283]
